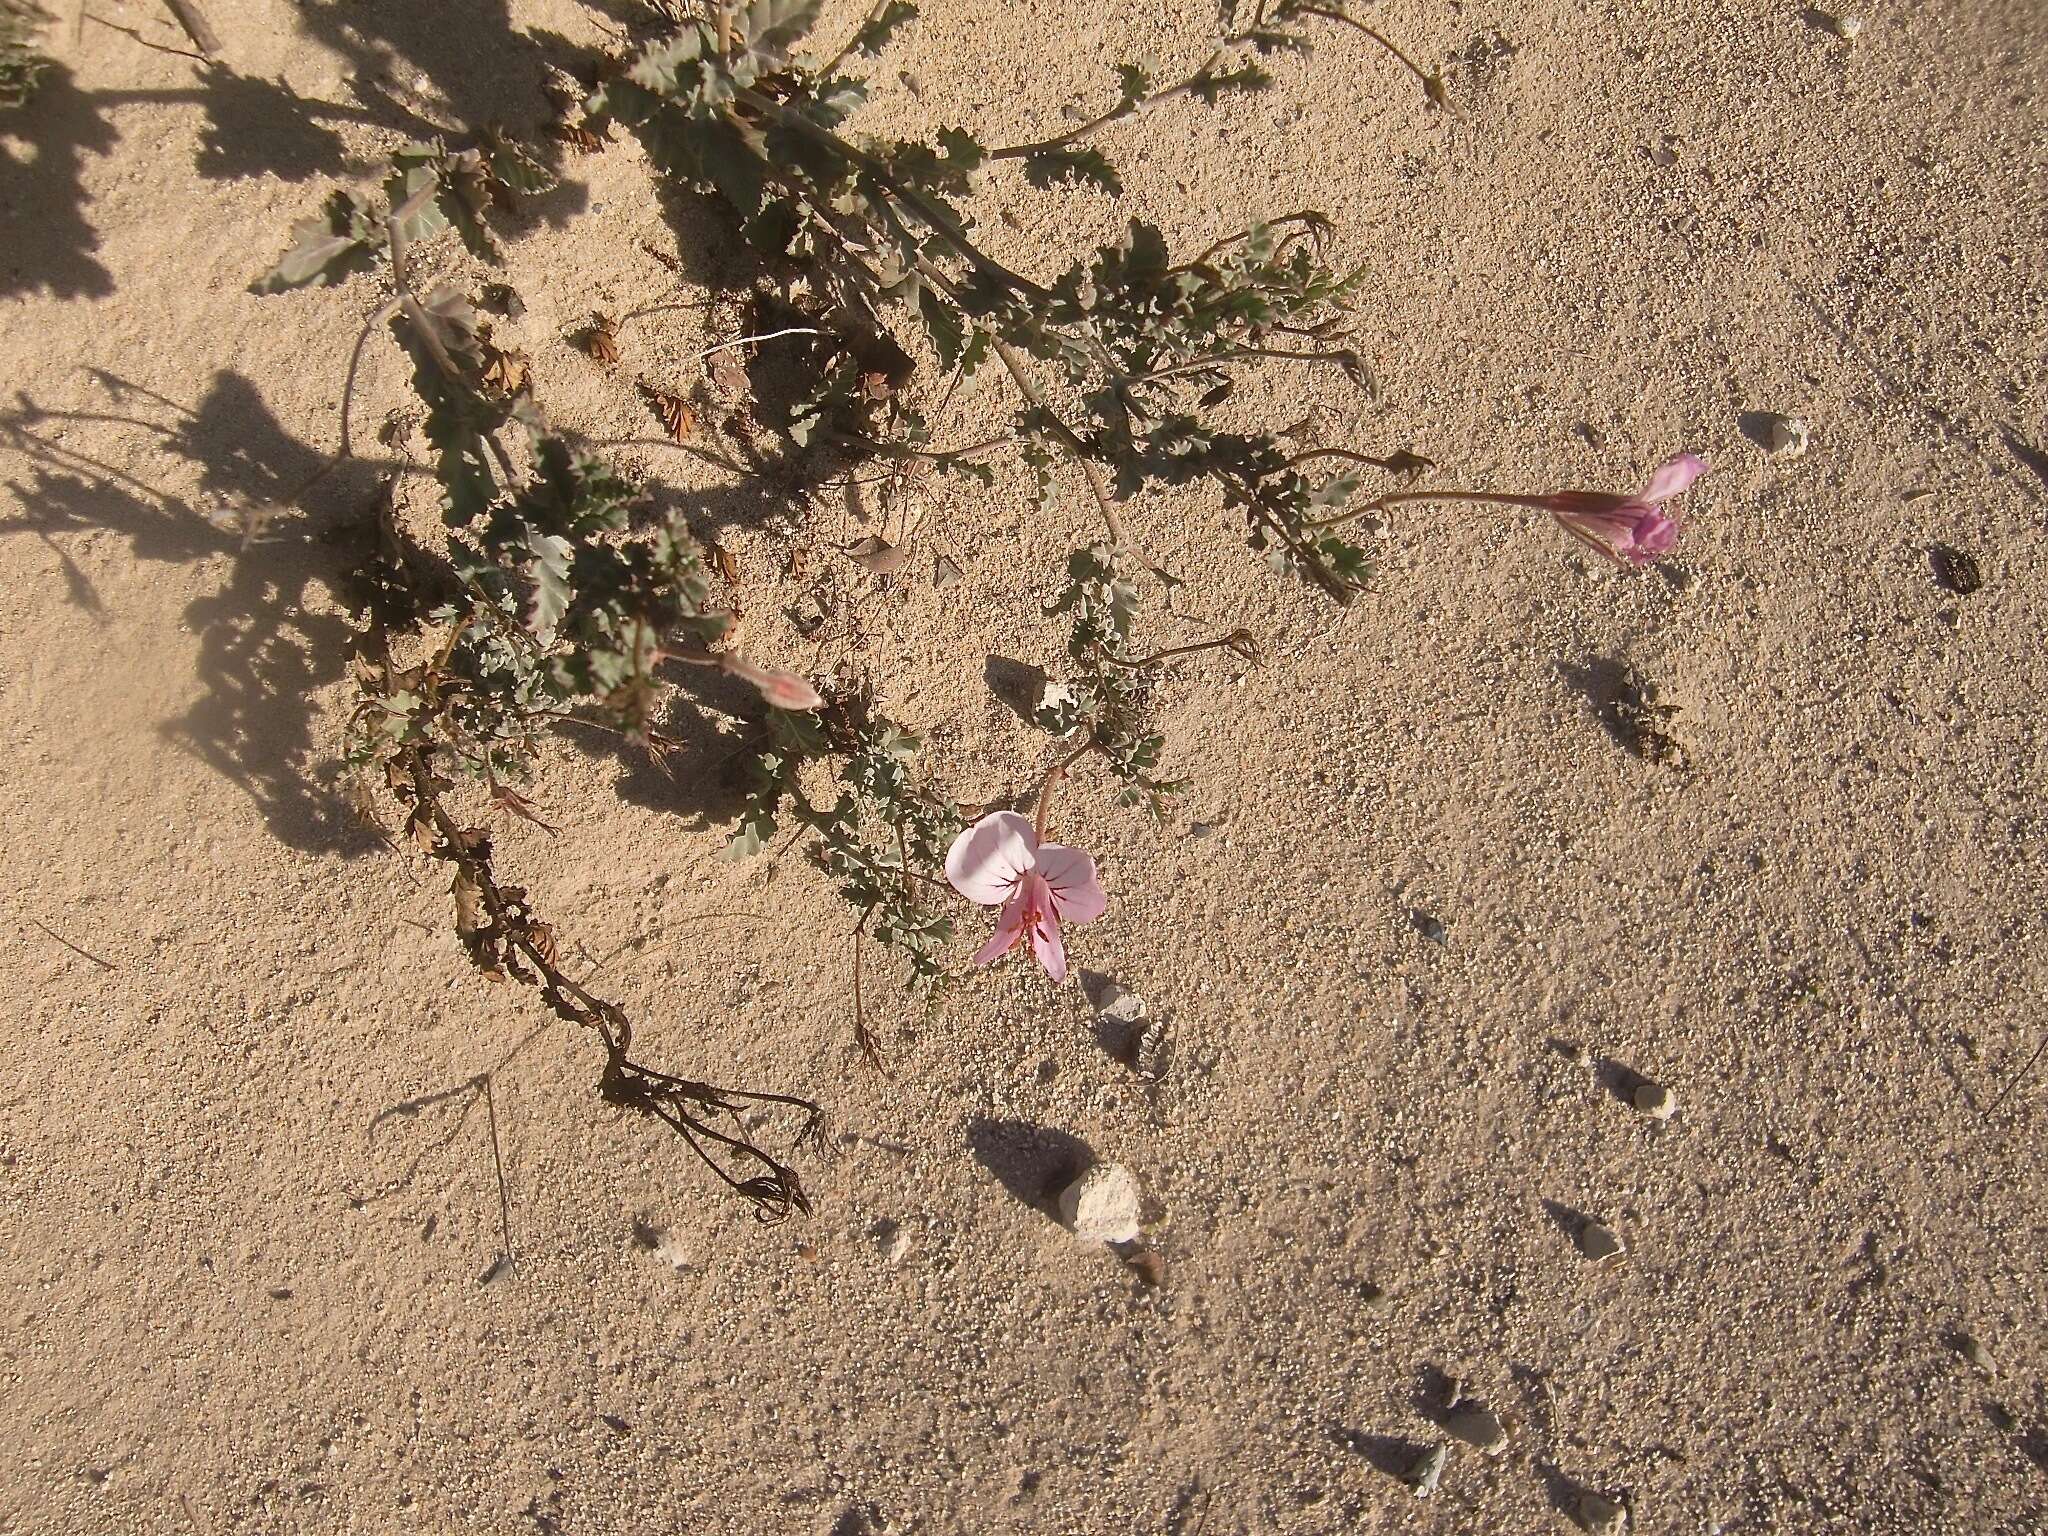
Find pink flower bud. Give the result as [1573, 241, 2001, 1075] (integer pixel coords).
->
[721, 655, 825, 711]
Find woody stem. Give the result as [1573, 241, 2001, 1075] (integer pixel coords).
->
[1034, 739, 1102, 844]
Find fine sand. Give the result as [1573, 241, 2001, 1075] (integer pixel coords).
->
[2, 1, 2044, 1532]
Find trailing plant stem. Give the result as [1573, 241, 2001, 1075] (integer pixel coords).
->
[1302, 487, 1561, 530]
[1034, 738, 1102, 843]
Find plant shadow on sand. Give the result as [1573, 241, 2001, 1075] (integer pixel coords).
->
[4, 0, 607, 299]
[964, 1117, 1094, 1221]
[2, 359, 839, 853]
[1, 370, 382, 853]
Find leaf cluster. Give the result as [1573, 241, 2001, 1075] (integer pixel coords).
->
[0, 0, 50, 109]
[586, 0, 1430, 598]
[730, 684, 962, 988]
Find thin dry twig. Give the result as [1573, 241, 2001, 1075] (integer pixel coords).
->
[27, 917, 117, 970]
[1984, 1034, 2046, 1117]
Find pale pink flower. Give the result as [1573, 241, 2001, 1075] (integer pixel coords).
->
[720, 654, 825, 711]
[1543, 452, 1705, 566]
[945, 811, 1106, 984]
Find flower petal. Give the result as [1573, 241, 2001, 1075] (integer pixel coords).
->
[971, 891, 1029, 966]
[720, 654, 825, 711]
[1035, 842, 1107, 926]
[1630, 509, 1679, 559]
[1637, 452, 1706, 506]
[1028, 898, 1068, 984]
[945, 811, 1038, 906]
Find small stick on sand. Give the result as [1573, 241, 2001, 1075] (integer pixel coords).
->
[28, 917, 117, 970]
[160, 0, 220, 57]
[1984, 1034, 2046, 1117]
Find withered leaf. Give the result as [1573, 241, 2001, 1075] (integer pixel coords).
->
[641, 241, 681, 272]
[707, 540, 740, 585]
[707, 352, 750, 394]
[481, 345, 531, 399]
[860, 370, 894, 402]
[551, 118, 604, 154]
[1382, 447, 1436, 481]
[580, 313, 620, 367]
[638, 381, 696, 442]
[845, 535, 910, 576]
[451, 872, 486, 936]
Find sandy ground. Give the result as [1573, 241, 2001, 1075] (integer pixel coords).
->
[3, 0, 2045, 1532]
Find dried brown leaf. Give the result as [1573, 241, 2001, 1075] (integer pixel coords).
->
[481, 345, 531, 399]
[638, 381, 696, 442]
[845, 535, 909, 576]
[580, 313, 620, 367]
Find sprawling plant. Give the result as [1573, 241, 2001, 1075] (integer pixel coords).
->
[585, 0, 1453, 598]
[0, 0, 49, 107]
[250, 0, 1698, 1215]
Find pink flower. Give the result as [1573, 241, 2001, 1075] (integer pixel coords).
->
[1544, 452, 1705, 566]
[720, 654, 825, 711]
[945, 811, 1106, 984]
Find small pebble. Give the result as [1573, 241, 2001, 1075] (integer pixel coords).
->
[1951, 1332, 1996, 1376]
[1762, 414, 1810, 460]
[1403, 1443, 1448, 1498]
[1576, 1220, 1625, 1263]
[1445, 1400, 1507, 1455]
[1577, 1491, 1628, 1534]
[1058, 1163, 1143, 1246]
[1633, 1081, 1677, 1120]
[872, 1220, 910, 1268]
[1123, 1248, 1166, 1287]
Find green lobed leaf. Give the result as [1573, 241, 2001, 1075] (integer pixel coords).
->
[524, 531, 574, 646]
[736, 0, 822, 63]
[253, 190, 378, 293]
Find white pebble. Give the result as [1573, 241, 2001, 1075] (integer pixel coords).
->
[1576, 1219, 1625, 1262]
[1633, 1081, 1677, 1120]
[1058, 1163, 1143, 1245]
[1764, 414, 1810, 460]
